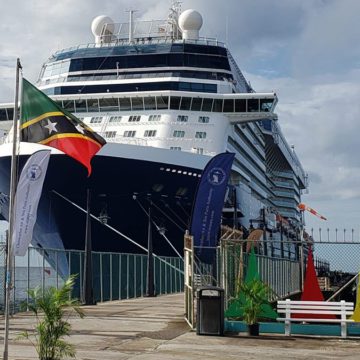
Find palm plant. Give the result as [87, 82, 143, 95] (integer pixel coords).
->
[19, 275, 84, 360]
[239, 278, 274, 335]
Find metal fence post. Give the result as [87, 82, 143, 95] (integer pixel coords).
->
[119, 254, 122, 300]
[56, 251, 59, 290]
[26, 249, 30, 310]
[134, 255, 137, 298]
[159, 257, 162, 295]
[165, 257, 168, 294]
[126, 254, 129, 299]
[170, 257, 173, 293]
[12, 256, 16, 314]
[99, 253, 103, 302]
[110, 253, 113, 301]
[79, 252, 83, 299]
[140, 255, 145, 296]
[300, 242, 304, 291]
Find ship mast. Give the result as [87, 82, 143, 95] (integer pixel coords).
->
[126, 9, 138, 44]
[168, 1, 182, 40]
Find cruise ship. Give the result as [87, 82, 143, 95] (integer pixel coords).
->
[0, 5, 307, 273]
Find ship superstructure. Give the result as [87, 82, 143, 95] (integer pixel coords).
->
[0, 6, 306, 268]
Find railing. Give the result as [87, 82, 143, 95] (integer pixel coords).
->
[53, 38, 226, 57]
[309, 228, 360, 243]
[0, 245, 184, 314]
[227, 50, 254, 93]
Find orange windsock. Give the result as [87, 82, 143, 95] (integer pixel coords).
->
[297, 203, 327, 221]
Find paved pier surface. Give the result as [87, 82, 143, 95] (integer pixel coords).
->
[1, 293, 360, 359]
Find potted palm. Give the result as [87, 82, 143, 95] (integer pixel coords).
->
[19, 275, 84, 360]
[239, 278, 274, 336]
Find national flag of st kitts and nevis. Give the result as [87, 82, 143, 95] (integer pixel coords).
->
[20, 78, 106, 175]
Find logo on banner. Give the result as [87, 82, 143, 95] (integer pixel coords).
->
[207, 167, 226, 186]
[26, 164, 42, 181]
[12, 150, 51, 257]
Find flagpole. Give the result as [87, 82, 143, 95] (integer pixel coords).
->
[3, 58, 22, 360]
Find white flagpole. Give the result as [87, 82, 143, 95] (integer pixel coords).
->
[3, 58, 22, 360]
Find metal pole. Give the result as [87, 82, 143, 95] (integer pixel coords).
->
[26, 247, 30, 310]
[233, 187, 237, 229]
[3, 231, 8, 312]
[262, 208, 268, 256]
[83, 188, 94, 305]
[300, 211, 305, 291]
[280, 220, 284, 258]
[146, 202, 155, 297]
[327, 273, 360, 302]
[3, 58, 21, 360]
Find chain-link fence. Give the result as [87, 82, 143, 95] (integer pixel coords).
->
[187, 231, 360, 306]
[219, 240, 302, 306]
[218, 236, 360, 307]
[0, 245, 183, 314]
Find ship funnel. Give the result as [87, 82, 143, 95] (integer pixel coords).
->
[178, 9, 203, 40]
[91, 15, 114, 44]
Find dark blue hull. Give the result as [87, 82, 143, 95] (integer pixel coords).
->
[0, 151, 202, 258]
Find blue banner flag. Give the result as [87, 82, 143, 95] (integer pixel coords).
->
[190, 152, 235, 261]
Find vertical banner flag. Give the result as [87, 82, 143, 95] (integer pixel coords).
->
[12, 150, 51, 256]
[20, 78, 106, 176]
[190, 152, 235, 262]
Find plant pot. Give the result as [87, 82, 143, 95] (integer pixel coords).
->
[247, 323, 260, 336]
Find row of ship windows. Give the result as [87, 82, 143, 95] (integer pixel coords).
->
[43, 82, 217, 96]
[38, 70, 233, 87]
[104, 130, 207, 138]
[43, 53, 231, 76]
[53, 43, 228, 63]
[53, 96, 274, 114]
[0, 97, 273, 122]
[89, 115, 210, 124]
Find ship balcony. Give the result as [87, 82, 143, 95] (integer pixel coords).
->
[272, 180, 296, 190]
[271, 189, 299, 200]
[272, 198, 298, 210]
[278, 209, 301, 222]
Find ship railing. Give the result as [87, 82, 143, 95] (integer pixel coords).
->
[53, 37, 226, 57]
[227, 50, 254, 93]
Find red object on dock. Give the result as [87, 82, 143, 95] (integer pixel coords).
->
[293, 248, 336, 319]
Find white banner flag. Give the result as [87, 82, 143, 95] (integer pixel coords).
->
[12, 150, 51, 256]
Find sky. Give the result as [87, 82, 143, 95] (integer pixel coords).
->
[0, 0, 360, 242]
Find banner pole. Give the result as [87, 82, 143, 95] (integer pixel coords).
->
[3, 58, 22, 360]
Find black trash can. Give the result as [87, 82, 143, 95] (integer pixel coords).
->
[196, 287, 224, 336]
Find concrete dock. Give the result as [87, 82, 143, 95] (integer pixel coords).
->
[1, 293, 360, 359]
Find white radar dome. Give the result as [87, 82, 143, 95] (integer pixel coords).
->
[178, 9, 203, 40]
[91, 15, 114, 44]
